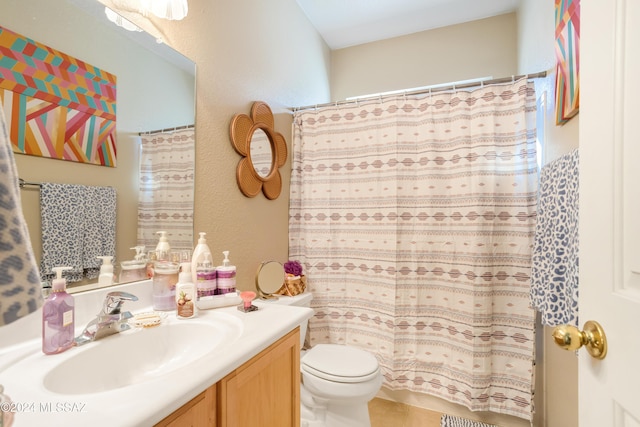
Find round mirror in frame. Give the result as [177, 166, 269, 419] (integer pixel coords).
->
[229, 101, 287, 200]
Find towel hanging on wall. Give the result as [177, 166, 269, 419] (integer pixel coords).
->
[530, 148, 579, 326]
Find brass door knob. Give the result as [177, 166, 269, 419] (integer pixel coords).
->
[552, 320, 607, 360]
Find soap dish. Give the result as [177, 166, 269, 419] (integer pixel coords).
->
[130, 311, 166, 328]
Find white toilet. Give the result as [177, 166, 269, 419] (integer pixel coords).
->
[267, 292, 383, 427]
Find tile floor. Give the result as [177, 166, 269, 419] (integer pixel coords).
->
[368, 398, 443, 427]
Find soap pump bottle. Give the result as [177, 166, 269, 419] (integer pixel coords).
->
[216, 251, 236, 295]
[196, 252, 217, 299]
[132, 245, 146, 262]
[42, 266, 75, 355]
[176, 262, 197, 319]
[191, 232, 211, 282]
[156, 231, 171, 260]
[97, 256, 114, 286]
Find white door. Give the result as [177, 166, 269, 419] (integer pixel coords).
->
[579, 0, 640, 426]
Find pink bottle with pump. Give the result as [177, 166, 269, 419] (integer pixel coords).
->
[42, 266, 75, 355]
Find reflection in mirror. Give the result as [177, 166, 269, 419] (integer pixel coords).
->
[255, 261, 285, 300]
[1, 0, 195, 290]
[250, 129, 273, 178]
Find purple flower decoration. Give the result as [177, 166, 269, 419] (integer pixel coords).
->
[284, 260, 303, 276]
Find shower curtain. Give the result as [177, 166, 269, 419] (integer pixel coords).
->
[289, 79, 538, 420]
[137, 128, 195, 251]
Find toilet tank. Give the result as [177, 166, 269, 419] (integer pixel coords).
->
[266, 292, 312, 348]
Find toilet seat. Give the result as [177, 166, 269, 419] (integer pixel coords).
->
[301, 344, 380, 383]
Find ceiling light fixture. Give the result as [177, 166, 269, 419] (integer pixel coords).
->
[141, 0, 189, 20]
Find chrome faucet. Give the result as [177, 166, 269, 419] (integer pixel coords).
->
[75, 291, 139, 346]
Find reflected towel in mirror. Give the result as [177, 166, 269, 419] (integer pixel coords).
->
[0, 105, 42, 326]
[40, 183, 116, 284]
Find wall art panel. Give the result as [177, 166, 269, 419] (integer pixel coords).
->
[0, 25, 117, 166]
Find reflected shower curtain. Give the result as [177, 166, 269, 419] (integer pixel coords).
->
[289, 80, 538, 420]
[137, 128, 194, 251]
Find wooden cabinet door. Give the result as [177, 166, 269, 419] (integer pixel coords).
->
[155, 385, 216, 427]
[218, 328, 300, 427]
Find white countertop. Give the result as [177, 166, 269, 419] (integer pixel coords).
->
[0, 280, 313, 426]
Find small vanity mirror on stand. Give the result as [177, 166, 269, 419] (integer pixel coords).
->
[255, 261, 284, 300]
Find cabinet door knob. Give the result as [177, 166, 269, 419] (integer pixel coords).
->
[552, 320, 607, 360]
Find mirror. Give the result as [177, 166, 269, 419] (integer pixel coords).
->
[1, 0, 196, 288]
[229, 101, 287, 200]
[250, 129, 273, 178]
[255, 261, 285, 299]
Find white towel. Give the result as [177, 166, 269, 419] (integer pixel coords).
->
[40, 183, 116, 283]
[530, 149, 579, 326]
[0, 107, 42, 326]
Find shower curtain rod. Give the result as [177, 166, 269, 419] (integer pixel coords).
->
[290, 70, 548, 112]
[138, 124, 194, 136]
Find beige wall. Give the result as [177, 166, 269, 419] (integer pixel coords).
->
[1, 0, 194, 281]
[330, 13, 518, 101]
[518, 1, 580, 427]
[99, 0, 332, 290]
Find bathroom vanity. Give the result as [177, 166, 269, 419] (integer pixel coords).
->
[0, 280, 312, 427]
[156, 328, 300, 427]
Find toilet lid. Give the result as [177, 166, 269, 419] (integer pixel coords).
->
[301, 344, 380, 383]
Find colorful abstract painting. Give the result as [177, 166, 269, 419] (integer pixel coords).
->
[0, 25, 117, 166]
[554, 0, 580, 125]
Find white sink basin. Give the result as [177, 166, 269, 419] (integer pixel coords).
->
[0, 278, 313, 427]
[43, 314, 242, 395]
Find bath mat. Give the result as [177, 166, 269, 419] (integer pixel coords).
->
[440, 414, 497, 427]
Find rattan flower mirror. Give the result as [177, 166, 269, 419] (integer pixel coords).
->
[229, 101, 287, 199]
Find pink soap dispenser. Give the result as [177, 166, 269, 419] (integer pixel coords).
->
[42, 266, 75, 355]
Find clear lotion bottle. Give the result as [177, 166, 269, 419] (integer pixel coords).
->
[42, 266, 75, 355]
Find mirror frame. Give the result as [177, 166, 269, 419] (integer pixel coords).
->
[229, 101, 287, 200]
[255, 260, 284, 299]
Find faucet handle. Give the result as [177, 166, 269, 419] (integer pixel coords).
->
[102, 291, 138, 315]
